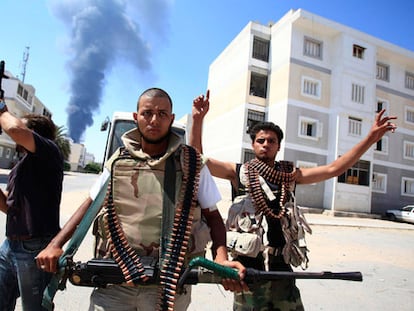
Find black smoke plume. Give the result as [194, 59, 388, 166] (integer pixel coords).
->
[49, 0, 170, 143]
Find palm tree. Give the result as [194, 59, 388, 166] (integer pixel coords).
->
[55, 125, 71, 162]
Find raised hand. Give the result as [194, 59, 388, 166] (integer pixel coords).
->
[369, 109, 397, 143]
[192, 90, 210, 122]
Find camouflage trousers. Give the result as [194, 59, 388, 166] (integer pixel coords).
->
[233, 253, 304, 311]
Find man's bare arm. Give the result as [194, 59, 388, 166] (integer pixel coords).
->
[190, 90, 210, 153]
[0, 110, 36, 152]
[190, 90, 239, 186]
[205, 158, 239, 189]
[297, 109, 397, 184]
[202, 208, 248, 292]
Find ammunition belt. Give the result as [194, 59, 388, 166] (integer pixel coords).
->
[103, 146, 201, 310]
[246, 159, 296, 219]
[157, 145, 201, 310]
[105, 150, 148, 284]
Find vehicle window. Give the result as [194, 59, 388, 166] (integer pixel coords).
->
[402, 206, 413, 212]
[107, 119, 186, 162]
[109, 120, 136, 159]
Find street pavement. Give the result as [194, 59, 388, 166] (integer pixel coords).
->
[1, 170, 412, 310]
[42, 192, 414, 310]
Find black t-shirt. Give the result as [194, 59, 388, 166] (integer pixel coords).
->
[6, 132, 63, 238]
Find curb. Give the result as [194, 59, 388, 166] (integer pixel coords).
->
[300, 206, 382, 219]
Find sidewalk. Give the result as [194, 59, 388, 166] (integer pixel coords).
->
[191, 209, 414, 310]
[212, 177, 414, 231]
[303, 208, 414, 230]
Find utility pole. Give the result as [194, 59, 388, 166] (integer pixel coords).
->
[19, 46, 30, 83]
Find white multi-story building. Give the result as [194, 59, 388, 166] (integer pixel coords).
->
[1, 70, 96, 171]
[68, 140, 95, 171]
[0, 71, 53, 168]
[201, 8, 414, 215]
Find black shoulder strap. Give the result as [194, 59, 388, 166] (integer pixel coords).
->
[161, 152, 177, 257]
[231, 163, 246, 201]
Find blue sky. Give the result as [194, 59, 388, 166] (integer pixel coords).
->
[1, 0, 413, 162]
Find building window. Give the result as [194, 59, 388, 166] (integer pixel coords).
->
[405, 107, 414, 124]
[348, 117, 362, 136]
[372, 173, 387, 193]
[246, 109, 265, 133]
[5, 148, 11, 159]
[376, 63, 389, 81]
[406, 72, 414, 90]
[375, 136, 388, 154]
[303, 37, 322, 59]
[353, 44, 365, 59]
[351, 83, 365, 104]
[0, 146, 3, 157]
[43, 108, 52, 118]
[338, 160, 370, 186]
[250, 72, 268, 98]
[252, 36, 270, 62]
[403, 141, 414, 160]
[402, 177, 414, 196]
[243, 149, 255, 163]
[27, 93, 33, 105]
[376, 99, 389, 113]
[22, 89, 29, 101]
[301, 77, 321, 99]
[298, 116, 322, 140]
[17, 84, 24, 97]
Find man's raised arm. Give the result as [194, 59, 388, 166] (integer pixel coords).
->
[297, 109, 397, 184]
[190, 90, 238, 186]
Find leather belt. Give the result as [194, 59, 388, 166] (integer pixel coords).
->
[7, 235, 53, 241]
[8, 235, 33, 241]
[267, 246, 283, 257]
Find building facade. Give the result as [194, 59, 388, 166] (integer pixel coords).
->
[0, 71, 53, 168]
[68, 140, 95, 171]
[202, 9, 414, 215]
[1, 70, 96, 171]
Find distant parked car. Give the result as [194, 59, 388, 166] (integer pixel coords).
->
[385, 205, 414, 224]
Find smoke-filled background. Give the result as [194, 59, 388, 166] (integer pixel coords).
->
[2, 0, 412, 162]
[49, 0, 171, 143]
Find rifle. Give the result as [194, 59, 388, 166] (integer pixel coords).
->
[0, 61, 8, 101]
[66, 256, 362, 290]
[0, 60, 9, 134]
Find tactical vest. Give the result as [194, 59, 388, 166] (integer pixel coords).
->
[92, 145, 210, 262]
[227, 159, 311, 269]
[229, 161, 295, 246]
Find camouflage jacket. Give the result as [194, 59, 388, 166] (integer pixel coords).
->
[93, 128, 210, 261]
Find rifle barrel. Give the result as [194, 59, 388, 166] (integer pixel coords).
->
[182, 267, 362, 285]
[0, 60, 5, 99]
[245, 269, 363, 282]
